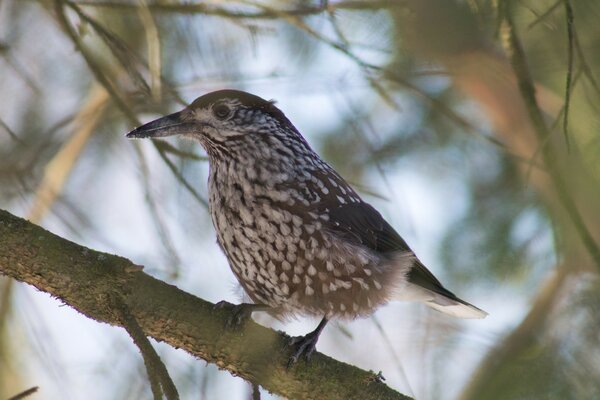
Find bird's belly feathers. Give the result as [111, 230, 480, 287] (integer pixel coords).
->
[209, 186, 397, 319]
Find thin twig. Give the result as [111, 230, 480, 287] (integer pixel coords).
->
[136, 0, 162, 102]
[571, 20, 600, 97]
[133, 144, 183, 277]
[0, 118, 24, 144]
[72, 0, 404, 18]
[524, 67, 583, 185]
[27, 85, 109, 222]
[562, 0, 574, 150]
[66, 0, 151, 96]
[371, 315, 415, 398]
[53, 0, 208, 213]
[155, 141, 208, 161]
[118, 300, 180, 400]
[460, 267, 571, 400]
[155, 145, 209, 209]
[53, 0, 138, 125]
[526, 0, 562, 30]
[499, 0, 600, 269]
[7, 386, 39, 400]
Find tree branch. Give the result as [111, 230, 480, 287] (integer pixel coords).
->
[71, 0, 404, 18]
[117, 300, 180, 400]
[499, 0, 600, 269]
[0, 209, 411, 400]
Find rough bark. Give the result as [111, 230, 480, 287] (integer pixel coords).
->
[0, 209, 411, 400]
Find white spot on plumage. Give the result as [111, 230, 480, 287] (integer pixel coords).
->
[280, 223, 291, 236]
[352, 277, 369, 290]
[292, 215, 302, 227]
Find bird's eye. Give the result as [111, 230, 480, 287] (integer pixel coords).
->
[213, 104, 231, 119]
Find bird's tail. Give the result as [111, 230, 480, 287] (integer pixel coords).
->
[392, 256, 488, 319]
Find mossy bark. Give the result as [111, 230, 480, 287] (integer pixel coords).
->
[0, 209, 411, 400]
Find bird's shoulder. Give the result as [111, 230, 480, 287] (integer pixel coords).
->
[321, 201, 412, 254]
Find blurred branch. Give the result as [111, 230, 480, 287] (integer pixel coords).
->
[7, 386, 39, 400]
[155, 145, 209, 209]
[73, 0, 405, 18]
[0, 42, 41, 93]
[0, 118, 24, 144]
[132, 144, 183, 275]
[53, 0, 138, 124]
[562, 0, 573, 149]
[118, 300, 180, 400]
[154, 141, 208, 161]
[0, 209, 411, 400]
[459, 267, 571, 400]
[136, 0, 162, 102]
[28, 85, 109, 222]
[53, 0, 208, 211]
[570, 10, 600, 97]
[526, 0, 562, 30]
[499, 0, 600, 269]
[0, 84, 108, 398]
[248, 0, 523, 160]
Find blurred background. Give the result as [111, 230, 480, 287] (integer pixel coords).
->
[1, 0, 600, 399]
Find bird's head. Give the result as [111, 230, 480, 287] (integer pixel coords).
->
[126, 90, 308, 160]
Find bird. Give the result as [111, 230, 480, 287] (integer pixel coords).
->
[126, 89, 487, 365]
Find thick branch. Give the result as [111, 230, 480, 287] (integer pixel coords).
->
[0, 209, 411, 400]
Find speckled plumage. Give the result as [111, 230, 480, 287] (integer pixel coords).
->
[127, 89, 486, 336]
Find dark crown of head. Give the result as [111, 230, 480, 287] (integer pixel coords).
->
[190, 89, 289, 125]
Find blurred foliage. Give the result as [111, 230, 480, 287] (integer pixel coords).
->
[1, 0, 600, 399]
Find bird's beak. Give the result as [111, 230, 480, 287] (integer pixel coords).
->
[126, 111, 191, 139]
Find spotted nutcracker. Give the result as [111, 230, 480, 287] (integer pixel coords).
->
[127, 90, 487, 365]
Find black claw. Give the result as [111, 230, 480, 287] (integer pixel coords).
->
[287, 334, 319, 368]
[286, 317, 329, 368]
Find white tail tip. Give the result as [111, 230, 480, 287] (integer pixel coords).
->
[424, 301, 488, 319]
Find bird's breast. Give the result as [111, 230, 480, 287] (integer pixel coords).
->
[206, 161, 392, 318]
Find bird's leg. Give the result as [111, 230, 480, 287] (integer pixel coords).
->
[213, 301, 270, 328]
[287, 317, 329, 367]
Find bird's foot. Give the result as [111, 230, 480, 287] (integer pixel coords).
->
[213, 301, 267, 329]
[287, 332, 320, 368]
[286, 317, 329, 368]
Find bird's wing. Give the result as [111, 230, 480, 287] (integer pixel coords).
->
[325, 202, 411, 254]
[324, 202, 487, 318]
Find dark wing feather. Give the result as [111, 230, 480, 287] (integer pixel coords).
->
[325, 202, 465, 303]
[326, 202, 411, 254]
